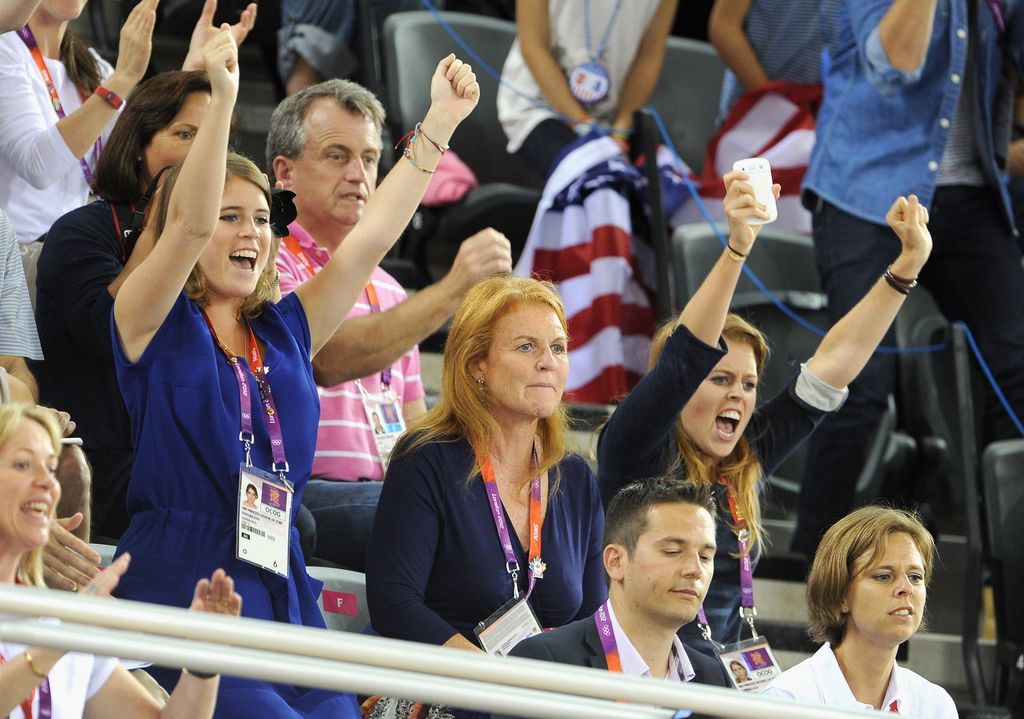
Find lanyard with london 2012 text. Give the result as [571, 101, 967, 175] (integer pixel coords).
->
[201, 311, 290, 480]
[478, 448, 545, 601]
[593, 600, 623, 673]
[16, 25, 100, 186]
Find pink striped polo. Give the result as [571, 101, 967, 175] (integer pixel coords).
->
[277, 222, 424, 481]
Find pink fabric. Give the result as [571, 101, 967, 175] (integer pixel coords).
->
[421, 149, 478, 207]
[276, 222, 424, 481]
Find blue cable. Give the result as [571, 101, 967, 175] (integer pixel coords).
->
[956, 322, 1024, 437]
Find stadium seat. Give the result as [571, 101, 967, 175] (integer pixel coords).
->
[307, 566, 370, 633]
[648, 37, 726, 174]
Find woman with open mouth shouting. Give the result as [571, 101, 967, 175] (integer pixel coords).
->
[597, 171, 933, 657]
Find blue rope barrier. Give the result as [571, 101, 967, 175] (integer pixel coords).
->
[956, 322, 1024, 437]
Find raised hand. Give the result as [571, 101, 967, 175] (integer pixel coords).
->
[721, 170, 781, 255]
[189, 569, 242, 617]
[442, 228, 513, 298]
[202, 26, 240, 101]
[110, 0, 158, 91]
[885, 194, 932, 279]
[428, 53, 480, 130]
[42, 514, 100, 591]
[182, 0, 257, 72]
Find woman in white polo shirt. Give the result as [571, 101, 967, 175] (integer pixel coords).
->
[763, 506, 956, 716]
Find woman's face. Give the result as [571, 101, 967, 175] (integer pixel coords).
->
[196, 176, 273, 305]
[474, 303, 569, 427]
[841, 532, 927, 650]
[246, 487, 257, 502]
[680, 338, 758, 458]
[0, 420, 60, 557]
[141, 92, 211, 187]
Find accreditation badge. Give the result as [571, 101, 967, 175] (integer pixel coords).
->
[356, 380, 405, 471]
[236, 464, 292, 577]
[568, 61, 611, 104]
[474, 596, 542, 656]
[715, 635, 781, 692]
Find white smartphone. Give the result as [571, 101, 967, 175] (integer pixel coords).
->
[732, 157, 778, 225]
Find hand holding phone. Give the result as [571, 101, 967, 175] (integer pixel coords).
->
[732, 157, 778, 225]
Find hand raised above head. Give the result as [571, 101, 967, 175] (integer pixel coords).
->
[721, 170, 782, 255]
[111, 0, 157, 89]
[428, 53, 480, 130]
[201, 25, 240, 99]
[886, 194, 932, 256]
[182, 0, 257, 71]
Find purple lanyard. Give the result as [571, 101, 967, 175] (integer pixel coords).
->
[16, 26, 100, 186]
[985, 0, 1007, 37]
[363, 282, 392, 389]
[479, 447, 543, 601]
[38, 678, 52, 719]
[202, 312, 290, 480]
[697, 481, 757, 642]
[593, 601, 623, 672]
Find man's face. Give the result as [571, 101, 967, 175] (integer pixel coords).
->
[609, 502, 717, 632]
[276, 99, 381, 240]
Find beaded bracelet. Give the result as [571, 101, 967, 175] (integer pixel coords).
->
[403, 147, 435, 174]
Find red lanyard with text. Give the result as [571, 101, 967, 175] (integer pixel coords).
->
[282, 234, 324, 276]
[697, 478, 758, 643]
[16, 26, 100, 186]
[477, 447, 544, 601]
[0, 653, 50, 719]
[201, 311, 290, 482]
[593, 601, 623, 673]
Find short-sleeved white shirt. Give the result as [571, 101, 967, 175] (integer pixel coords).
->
[0, 641, 118, 718]
[763, 643, 958, 718]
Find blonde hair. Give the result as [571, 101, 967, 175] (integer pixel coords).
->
[806, 505, 935, 647]
[397, 275, 571, 490]
[651, 313, 770, 556]
[150, 153, 282, 320]
[0, 404, 62, 587]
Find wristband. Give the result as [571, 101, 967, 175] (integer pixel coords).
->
[95, 85, 124, 109]
[183, 667, 219, 680]
[726, 243, 747, 262]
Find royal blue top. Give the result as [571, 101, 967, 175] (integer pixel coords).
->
[112, 291, 358, 718]
[366, 438, 606, 646]
[597, 325, 830, 653]
[803, 0, 1024, 228]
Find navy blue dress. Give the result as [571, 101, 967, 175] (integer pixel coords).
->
[366, 438, 606, 646]
[112, 292, 359, 718]
[597, 324, 830, 655]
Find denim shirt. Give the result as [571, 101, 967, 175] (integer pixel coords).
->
[803, 0, 1024, 229]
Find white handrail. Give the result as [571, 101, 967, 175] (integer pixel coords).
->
[0, 583, 906, 718]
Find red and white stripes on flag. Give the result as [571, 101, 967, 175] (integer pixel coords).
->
[515, 135, 656, 405]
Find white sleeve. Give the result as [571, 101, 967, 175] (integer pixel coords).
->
[795, 362, 849, 412]
[86, 654, 121, 700]
[0, 38, 89, 190]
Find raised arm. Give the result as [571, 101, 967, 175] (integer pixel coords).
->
[610, 0, 677, 135]
[876, 0, 939, 73]
[293, 54, 480, 355]
[181, 0, 257, 72]
[707, 0, 770, 93]
[805, 195, 932, 387]
[113, 29, 238, 362]
[515, 0, 590, 126]
[677, 171, 779, 345]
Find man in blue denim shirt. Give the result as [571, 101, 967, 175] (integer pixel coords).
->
[795, 0, 1024, 555]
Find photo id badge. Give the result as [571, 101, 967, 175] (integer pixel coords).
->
[357, 382, 405, 471]
[569, 61, 611, 104]
[474, 597, 542, 656]
[236, 464, 292, 577]
[716, 635, 781, 692]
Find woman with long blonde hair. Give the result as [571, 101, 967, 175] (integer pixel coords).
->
[598, 173, 934, 655]
[366, 275, 605, 656]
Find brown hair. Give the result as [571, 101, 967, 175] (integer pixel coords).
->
[396, 275, 571, 490]
[60, 32, 101, 97]
[806, 505, 935, 647]
[93, 71, 212, 203]
[0, 404, 62, 587]
[651, 313, 770, 557]
[149, 153, 281, 320]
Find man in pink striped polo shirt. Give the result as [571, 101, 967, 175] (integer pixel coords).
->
[267, 78, 512, 570]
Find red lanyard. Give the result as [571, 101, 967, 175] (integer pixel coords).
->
[16, 25, 99, 186]
[363, 282, 393, 389]
[477, 449, 544, 601]
[281, 234, 323, 276]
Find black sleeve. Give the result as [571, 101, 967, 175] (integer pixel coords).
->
[596, 324, 725, 505]
[36, 203, 124, 361]
[748, 374, 831, 478]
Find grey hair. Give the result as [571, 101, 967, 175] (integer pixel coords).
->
[265, 78, 386, 177]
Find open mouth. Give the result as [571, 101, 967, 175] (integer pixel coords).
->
[714, 410, 741, 439]
[890, 608, 914, 617]
[21, 501, 50, 520]
[230, 249, 257, 271]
